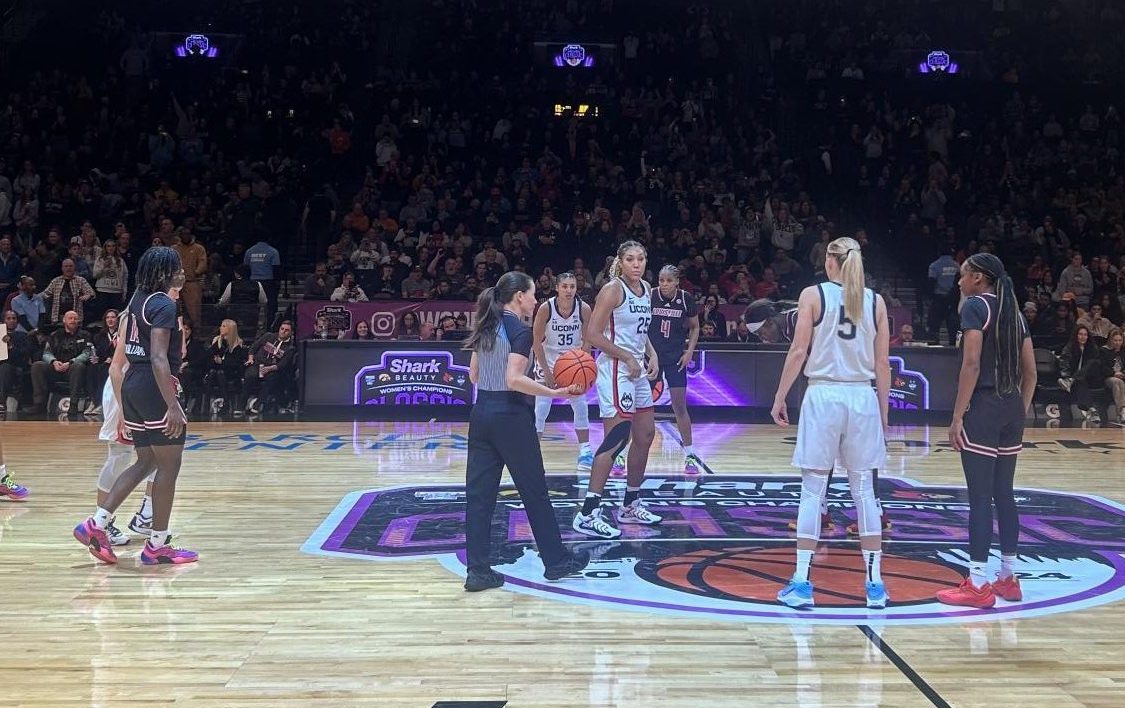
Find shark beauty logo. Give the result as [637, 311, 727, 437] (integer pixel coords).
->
[354, 350, 473, 406]
[303, 475, 1125, 625]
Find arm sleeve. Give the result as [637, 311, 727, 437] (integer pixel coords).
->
[509, 324, 533, 359]
[959, 296, 988, 332]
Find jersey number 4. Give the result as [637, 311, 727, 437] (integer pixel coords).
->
[836, 305, 857, 340]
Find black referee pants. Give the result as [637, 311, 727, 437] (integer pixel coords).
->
[465, 392, 567, 572]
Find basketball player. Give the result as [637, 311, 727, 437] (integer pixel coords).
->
[771, 237, 891, 609]
[463, 271, 589, 591]
[937, 253, 1036, 608]
[73, 247, 197, 565]
[533, 272, 594, 470]
[0, 438, 28, 501]
[573, 241, 662, 539]
[747, 299, 892, 536]
[648, 265, 704, 474]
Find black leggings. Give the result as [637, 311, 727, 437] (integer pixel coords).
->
[962, 452, 1020, 562]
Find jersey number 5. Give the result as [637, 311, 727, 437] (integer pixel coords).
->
[836, 305, 857, 340]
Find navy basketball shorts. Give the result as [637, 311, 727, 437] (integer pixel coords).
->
[655, 349, 688, 389]
[958, 389, 1025, 458]
[122, 371, 187, 447]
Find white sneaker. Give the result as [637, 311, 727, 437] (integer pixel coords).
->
[107, 521, 130, 546]
[83, 401, 98, 415]
[1058, 378, 1073, 393]
[617, 500, 663, 525]
[128, 512, 152, 535]
[572, 508, 621, 539]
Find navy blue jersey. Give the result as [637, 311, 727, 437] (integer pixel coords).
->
[123, 291, 182, 372]
[649, 288, 697, 352]
[960, 293, 1029, 391]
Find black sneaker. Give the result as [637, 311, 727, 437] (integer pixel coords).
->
[543, 550, 590, 581]
[464, 568, 505, 592]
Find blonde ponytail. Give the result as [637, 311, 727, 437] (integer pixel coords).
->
[827, 237, 865, 323]
[609, 257, 623, 278]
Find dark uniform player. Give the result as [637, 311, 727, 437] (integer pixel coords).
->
[73, 247, 198, 566]
[745, 298, 892, 535]
[648, 266, 703, 474]
[938, 253, 1036, 608]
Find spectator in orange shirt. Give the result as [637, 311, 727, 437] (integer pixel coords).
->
[342, 202, 370, 235]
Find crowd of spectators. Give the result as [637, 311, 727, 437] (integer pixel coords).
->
[2, 0, 1125, 422]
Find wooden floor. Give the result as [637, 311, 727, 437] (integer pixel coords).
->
[0, 419, 1123, 707]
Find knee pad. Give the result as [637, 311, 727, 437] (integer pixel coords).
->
[534, 396, 551, 434]
[570, 396, 590, 430]
[596, 421, 631, 458]
[796, 469, 830, 541]
[846, 468, 881, 537]
[96, 442, 135, 493]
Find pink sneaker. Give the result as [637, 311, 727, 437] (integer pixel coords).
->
[0, 473, 28, 501]
[141, 537, 199, 565]
[73, 518, 118, 564]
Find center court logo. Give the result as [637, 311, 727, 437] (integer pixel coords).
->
[303, 475, 1125, 625]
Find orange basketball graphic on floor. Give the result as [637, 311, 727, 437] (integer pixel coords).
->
[653, 547, 963, 606]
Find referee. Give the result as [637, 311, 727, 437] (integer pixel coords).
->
[463, 271, 590, 592]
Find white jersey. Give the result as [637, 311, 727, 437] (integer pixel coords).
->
[541, 296, 584, 368]
[805, 281, 877, 383]
[605, 278, 651, 365]
[98, 378, 131, 444]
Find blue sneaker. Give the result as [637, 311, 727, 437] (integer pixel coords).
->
[865, 581, 889, 609]
[777, 579, 815, 608]
[577, 449, 594, 471]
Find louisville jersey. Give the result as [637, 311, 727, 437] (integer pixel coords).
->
[606, 277, 651, 365]
[123, 291, 182, 372]
[805, 282, 877, 382]
[541, 296, 584, 368]
[649, 288, 697, 352]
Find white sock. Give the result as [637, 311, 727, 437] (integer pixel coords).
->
[683, 444, 695, 457]
[969, 561, 988, 588]
[863, 550, 882, 583]
[139, 495, 153, 518]
[149, 530, 170, 548]
[92, 507, 112, 530]
[0, 463, 7, 477]
[794, 549, 814, 582]
[579, 442, 592, 453]
[999, 554, 1016, 579]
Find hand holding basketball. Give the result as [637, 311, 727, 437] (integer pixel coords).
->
[552, 349, 597, 394]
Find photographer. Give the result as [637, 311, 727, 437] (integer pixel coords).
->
[330, 271, 369, 302]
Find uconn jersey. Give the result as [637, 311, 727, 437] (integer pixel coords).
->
[596, 278, 654, 417]
[792, 281, 885, 472]
[806, 282, 877, 382]
[541, 296, 584, 367]
[606, 278, 651, 365]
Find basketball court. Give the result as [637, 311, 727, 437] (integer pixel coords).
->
[1, 420, 1122, 707]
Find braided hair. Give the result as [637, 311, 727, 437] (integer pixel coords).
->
[964, 253, 1023, 396]
[135, 246, 184, 295]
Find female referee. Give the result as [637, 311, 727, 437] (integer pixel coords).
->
[463, 271, 589, 591]
[937, 252, 1036, 608]
[73, 247, 197, 565]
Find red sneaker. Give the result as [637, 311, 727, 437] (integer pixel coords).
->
[73, 518, 118, 564]
[788, 512, 834, 533]
[936, 577, 995, 608]
[992, 574, 1022, 602]
[847, 514, 892, 536]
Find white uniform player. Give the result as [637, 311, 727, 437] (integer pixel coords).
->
[595, 278, 654, 419]
[772, 236, 891, 611]
[792, 282, 887, 471]
[533, 296, 591, 439]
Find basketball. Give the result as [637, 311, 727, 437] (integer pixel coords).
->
[552, 349, 597, 392]
[653, 547, 964, 606]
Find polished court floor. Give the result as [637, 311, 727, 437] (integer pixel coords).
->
[0, 419, 1123, 707]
